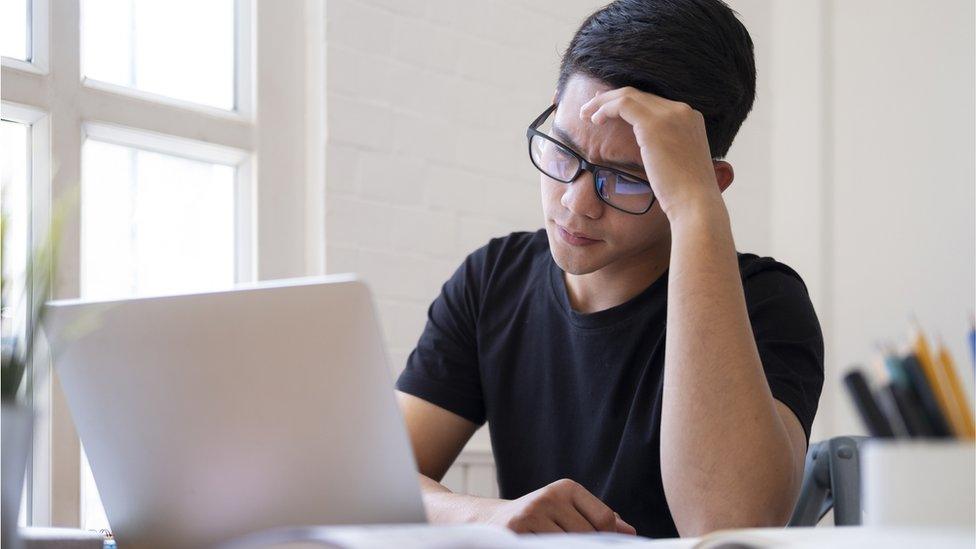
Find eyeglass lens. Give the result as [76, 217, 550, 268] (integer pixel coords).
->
[530, 134, 653, 214]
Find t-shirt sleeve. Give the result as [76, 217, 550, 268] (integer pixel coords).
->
[395, 249, 486, 425]
[744, 266, 825, 443]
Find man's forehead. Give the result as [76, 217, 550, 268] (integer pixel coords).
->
[547, 121, 639, 170]
[554, 74, 636, 140]
[559, 73, 614, 107]
[550, 97, 645, 173]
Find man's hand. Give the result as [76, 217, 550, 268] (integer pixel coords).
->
[578, 87, 722, 218]
[484, 479, 636, 535]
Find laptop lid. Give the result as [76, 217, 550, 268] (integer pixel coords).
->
[42, 275, 427, 549]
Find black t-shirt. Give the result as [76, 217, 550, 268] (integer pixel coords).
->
[396, 229, 824, 538]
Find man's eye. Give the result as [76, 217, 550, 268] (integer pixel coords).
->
[616, 178, 651, 195]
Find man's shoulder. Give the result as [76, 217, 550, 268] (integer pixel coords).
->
[736, 252, 811, 298]
[468, 228, 550, 269]
[454, 229, 550, 299]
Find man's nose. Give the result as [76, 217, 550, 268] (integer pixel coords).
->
[559, 172, 604, 220]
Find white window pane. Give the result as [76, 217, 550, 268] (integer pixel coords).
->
[0, 0, 29, 61]
[81, 139, 236, 300]
[1, 119, 31, 527]
[81, 0, 236, 110]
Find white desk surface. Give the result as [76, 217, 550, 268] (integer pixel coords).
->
[222, 523, 975, 549]
[21, 524, 976, 549]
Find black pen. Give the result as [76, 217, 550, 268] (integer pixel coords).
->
[843, 369, 895, 438]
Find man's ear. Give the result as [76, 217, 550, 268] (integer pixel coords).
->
[552, 88, 558, 104]
[713, 160, 734, 193]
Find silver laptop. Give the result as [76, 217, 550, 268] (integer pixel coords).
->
[42, 275, 427, 549]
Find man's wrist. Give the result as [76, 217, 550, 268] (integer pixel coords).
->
[663, 187, 730, 234]
[423, 490, 502, 525]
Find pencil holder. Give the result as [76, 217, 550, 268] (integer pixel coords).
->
[861, 440, 975, 529]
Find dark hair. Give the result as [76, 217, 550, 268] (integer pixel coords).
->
[557, 0, 756, 159]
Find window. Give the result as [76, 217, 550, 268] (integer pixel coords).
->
[0, 0, 29, 61]
[80, 137, 239, 300]
[81, 0, 236, 110]
[2, 0, 322, 530]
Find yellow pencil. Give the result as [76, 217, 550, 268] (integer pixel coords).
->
[937, 340, 976, 439]
[913, 327, 966, 437]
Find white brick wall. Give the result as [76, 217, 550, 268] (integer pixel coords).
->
[320, 0, 776, 496]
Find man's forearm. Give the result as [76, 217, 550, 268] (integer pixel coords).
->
[659, 197, 797, 536]
[419, 474, 501, 524]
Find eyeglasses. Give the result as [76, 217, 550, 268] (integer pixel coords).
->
[526, 104, 655, 215]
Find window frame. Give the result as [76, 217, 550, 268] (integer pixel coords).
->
[1, 0, 324, 527]
[2, 100, 54, 527]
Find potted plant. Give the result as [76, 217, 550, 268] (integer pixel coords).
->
[2, 212, 58, 549]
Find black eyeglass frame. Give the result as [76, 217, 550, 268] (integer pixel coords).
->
[526, 103, 656, 215]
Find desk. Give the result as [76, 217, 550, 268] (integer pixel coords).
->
[19, 524, 976, 548]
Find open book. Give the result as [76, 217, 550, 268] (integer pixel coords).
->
[220, 524, 689, 548]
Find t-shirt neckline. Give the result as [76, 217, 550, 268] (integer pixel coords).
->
[546, 251, 670, 330]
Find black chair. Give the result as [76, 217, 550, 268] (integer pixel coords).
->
[788, 436, 869, 526]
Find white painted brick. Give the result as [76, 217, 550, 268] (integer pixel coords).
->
[517, 1, 591, 26]
[454, 37, 497, 85]
[494, 5, 543, 50]
[365, 0, 427, 18]
[386, 348, 412, 378]
[327, 94, 394, 151]
[465, 1, 511, 42]
[357, 249, 435, 300]
[450, 125, 499, 174]
[392, 111, 452, 160]
[392, 18, 458, 73]
[427, 27, 460, 74]
[325, 244, 359, 275]
[424, 0, 460, 27]
[426, 257, 460, 295]
[391, 17, 437, 68]
[326, 195, 394, 249]
[325, 143, 361, 194]
[424, 164, 489, 214]
[358, 150, 425, 206]
[327, 45, 395, 107]
[482, 176, 539, 225]
[386, 61, 428, 113]
[325, 196, 365, 246]
[326, 43, 359, 96]
[325, 0, 394, 56]
[389, 208, 456, 258]
[456, 216, 513, 255]
[377, 299, 430, 350]
[451, 78, 504, 129]
[497, 143, 527, 179]
[414, 70, 461, 124]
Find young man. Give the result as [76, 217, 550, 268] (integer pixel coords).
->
[395, 0, 824, 538]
